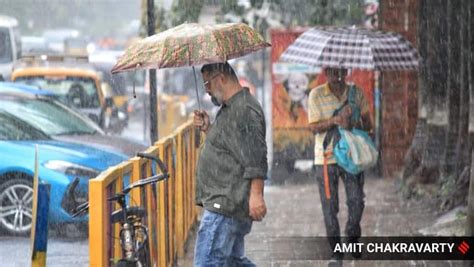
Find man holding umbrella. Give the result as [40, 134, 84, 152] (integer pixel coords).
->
[193, 62, 267, 266]
[308, 67, 372, 262]
[279, 26, 419, 264]
[111, 22, 270, 266]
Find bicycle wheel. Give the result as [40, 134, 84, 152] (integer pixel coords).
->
[136, 237, 151, 267]
[115, 259, 136, 267]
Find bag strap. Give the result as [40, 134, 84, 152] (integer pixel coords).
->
[322, 126, 340, 151]
[323, 151, 332, 199]
[348, 85, 361, 123]
[323, 85, 358, 151]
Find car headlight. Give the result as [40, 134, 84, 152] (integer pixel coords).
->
[44, 160, 99, 178]
[118, 110, 127, 120]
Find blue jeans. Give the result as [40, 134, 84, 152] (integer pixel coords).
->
[193, 210, 256, 267]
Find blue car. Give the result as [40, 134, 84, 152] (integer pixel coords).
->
[0, 99, 128, 235]
[0, 82, 146, 157]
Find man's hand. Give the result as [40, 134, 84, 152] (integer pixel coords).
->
[193, 110, 210, 133]
[340, 105, 352, 118]
[334, 106, 352, 129]
[249, 178, 266, 221]
[249, 193, 266, 221]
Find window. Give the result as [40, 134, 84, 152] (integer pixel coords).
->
[14, 76, 101, 108]
[0, 112, 49, 141]
[0, 28, 13, 63]
[0, 98, 103, 136]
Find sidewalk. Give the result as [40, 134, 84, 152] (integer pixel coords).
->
[178, 176, 469, 266]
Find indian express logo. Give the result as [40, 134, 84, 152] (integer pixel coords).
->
[331, 237, 473, 260]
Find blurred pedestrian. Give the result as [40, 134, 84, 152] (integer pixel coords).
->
[193, 62, 268, 266]
[308, 67, 372, 264]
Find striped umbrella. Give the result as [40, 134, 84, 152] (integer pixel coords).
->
[279, 26, 419, 71]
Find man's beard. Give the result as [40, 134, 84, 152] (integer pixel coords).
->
[211, 95, 221, 106]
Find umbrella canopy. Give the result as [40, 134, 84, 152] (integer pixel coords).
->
[111, 22, 270, 73]
[279, 26, 419, 71]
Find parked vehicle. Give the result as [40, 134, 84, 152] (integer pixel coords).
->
[0, 101, 128, 235]
[11, 54, 128, 133]
[91, 60, 130, 133]
[0, 15, 21, 80]
[0, 82, 146, 157]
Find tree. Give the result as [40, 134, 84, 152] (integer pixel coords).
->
[402, 0, 472, 211]
[310, 0, 364, 26]
[249, 0, 364, 27]
[140, 0, 167, 37]
[169, 0, 204, 26]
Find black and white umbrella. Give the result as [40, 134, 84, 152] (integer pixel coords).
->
[279, 26, 419, 71]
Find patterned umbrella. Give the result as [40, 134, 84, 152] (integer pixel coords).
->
[111, 22, 269, 146]
[111, 22, 270, 73]
[279, 26, 419, 71]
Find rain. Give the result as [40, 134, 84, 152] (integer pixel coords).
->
[0, 0, 473, 266]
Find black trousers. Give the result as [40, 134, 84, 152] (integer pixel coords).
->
[314, 164, 365, 251]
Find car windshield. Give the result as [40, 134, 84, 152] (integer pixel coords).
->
[0, 111, 49, 141]
[0, 28, 13, 63]
[14, 76, 100, 108]
[0, 96, 103, 136]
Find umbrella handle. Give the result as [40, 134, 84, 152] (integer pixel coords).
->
[195, 128, 201, 148]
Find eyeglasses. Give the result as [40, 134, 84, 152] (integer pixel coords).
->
[203, 73, 220, 87]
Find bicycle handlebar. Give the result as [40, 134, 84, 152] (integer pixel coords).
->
[71, 201, 89, 218]
[136, 152, 168, 175]
[71, 153, 169, 218]
[108, 172, 169, 201]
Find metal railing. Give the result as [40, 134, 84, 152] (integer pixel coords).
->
[88, 120, 198, 267]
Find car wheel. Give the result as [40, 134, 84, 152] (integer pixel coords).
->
[0, 178, 33, 235]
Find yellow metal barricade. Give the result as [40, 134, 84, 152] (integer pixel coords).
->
[88, 120, 198, 267]
[89, 161, 128, 267]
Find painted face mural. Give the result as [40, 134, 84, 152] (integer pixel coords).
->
[283, 73, 310, 120]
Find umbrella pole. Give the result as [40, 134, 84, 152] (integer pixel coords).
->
[192, 66, 201, 110]
[192, 66, 201, 147]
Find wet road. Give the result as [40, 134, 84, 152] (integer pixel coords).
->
[1, 176, 468, 267]
[0, 236, 88, 267]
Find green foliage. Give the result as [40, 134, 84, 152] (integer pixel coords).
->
[309, 0, 364, 26]
[139, 0, 366, 38]
[439, 174, 457, 197]
[140, 0, 167, 37]
[437, 174, 466, 211]
[219, 0, 245, 16]
[170, 0, 204, 26]
[250, 0, 266, 9]
[2, 0, 366, 38]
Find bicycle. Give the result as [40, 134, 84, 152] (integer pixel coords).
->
[72, 152, 169, 267]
